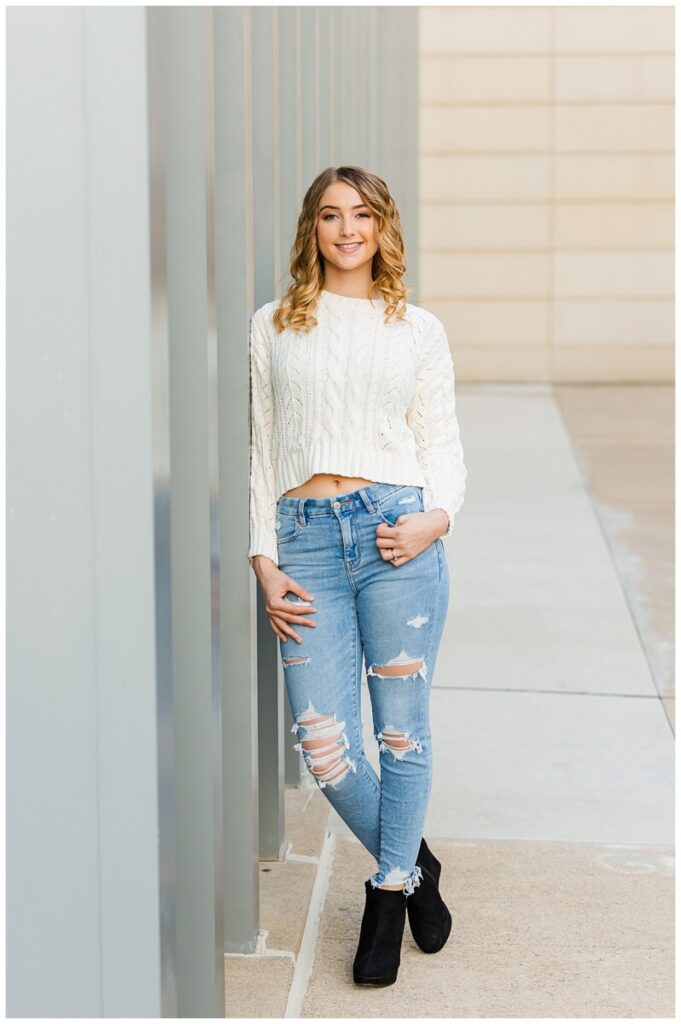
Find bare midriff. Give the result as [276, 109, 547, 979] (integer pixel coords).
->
[282, 472, 376, 499]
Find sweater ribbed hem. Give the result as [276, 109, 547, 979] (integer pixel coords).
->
[249, 442, 465, 560]
[276, 441, 427, 497]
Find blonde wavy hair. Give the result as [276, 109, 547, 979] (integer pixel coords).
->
[272, 166, 412, 333]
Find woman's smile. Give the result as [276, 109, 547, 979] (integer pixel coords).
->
[336, 241, 364, 253]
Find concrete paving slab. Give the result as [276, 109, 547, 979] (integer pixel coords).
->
[225, 956, 294, 1018]
[452, 553, 640, 611]
[448, 516, 610, 562]
[301, 835, 674, 1018]
[224, 784, 330, 1018]
[435, 388, 661, 698]
[422, 688, 674, 844]
[284, 777, 332, 858]
[553, 384, 673, 443]
[438, 605, 655, 696]
[576, 443, 673, 506]
[595, 502, 675, 697]
[257, 857, 318, 954]
[554, 384, 674, 699]
[347, 678, 673, 847]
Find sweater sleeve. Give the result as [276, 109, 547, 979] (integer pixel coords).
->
[248, 308, 279, 564]
[406, 315, 467, 537]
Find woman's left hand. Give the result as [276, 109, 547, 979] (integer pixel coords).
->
[375, 509, 449, 567]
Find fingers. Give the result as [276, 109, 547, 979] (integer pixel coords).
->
[375, 516, 425, 566]
[267, 612, 316, 638]
[269, 603, 317, 643]
[273, 608, 317, 627]
[375, 523, 406, 545]
[375, 522, 398, 538]
[266, 596, 317, 623]
[374, 529, 414, 566]
[375, 526, 399, 553]
[269, 615, 302, 643]
[377, 542, 407, 564]
[268, 616, 288, 642]
[378, 545, 397, 561]
[266, 580, 317, 642]
[375, 524, 401, 562]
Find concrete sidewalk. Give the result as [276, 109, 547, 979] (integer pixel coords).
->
[227, 383, 674, 1018]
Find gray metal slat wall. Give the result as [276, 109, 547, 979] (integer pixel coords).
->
[7, 5, 167, 1018]
[276, 7, 308, 786]
[7, 4, 418, 1016]
[147, 7, 224, 1016]
[212, 3, 262, 966]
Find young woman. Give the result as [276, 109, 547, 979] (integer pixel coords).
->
[248, 166, 467, 987]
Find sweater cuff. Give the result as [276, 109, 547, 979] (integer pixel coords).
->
[431, 507, 452, 538]
[248, 526, 279, 566]
[423, 490, 464, 538]
[426, 505, 454, 539]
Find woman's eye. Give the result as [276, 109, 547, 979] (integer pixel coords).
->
[322, 212, 371, 220]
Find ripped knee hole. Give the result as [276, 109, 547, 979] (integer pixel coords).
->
[367, 653, 427, 681]
[377, 726, 423, 758]
[291, 706, 357, 788]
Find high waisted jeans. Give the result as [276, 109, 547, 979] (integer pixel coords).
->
[275, 482, 450, 896]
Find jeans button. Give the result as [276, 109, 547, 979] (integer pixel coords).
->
[332, 500, 341, 510]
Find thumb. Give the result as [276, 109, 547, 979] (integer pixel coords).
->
[285, 576, 315, 602]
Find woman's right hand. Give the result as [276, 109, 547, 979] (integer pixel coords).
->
[251, 555, 317, 643]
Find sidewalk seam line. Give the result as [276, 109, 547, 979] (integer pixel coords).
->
[284, 828, 336, 1018]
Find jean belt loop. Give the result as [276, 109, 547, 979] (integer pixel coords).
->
[297, 499, 306, 526]
[358, 487, 377, 515]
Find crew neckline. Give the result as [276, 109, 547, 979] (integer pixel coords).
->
[319, 288, 386, 308]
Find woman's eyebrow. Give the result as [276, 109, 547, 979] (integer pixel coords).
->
[318, 203, 369, 212]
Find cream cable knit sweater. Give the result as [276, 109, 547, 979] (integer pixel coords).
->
[249, 288, 467, 564]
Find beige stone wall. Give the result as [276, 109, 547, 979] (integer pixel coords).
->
[418, 6, 674, 382]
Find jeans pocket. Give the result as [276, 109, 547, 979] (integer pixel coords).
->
[275, 515, 302, 546]
[375, 486, 423, 526]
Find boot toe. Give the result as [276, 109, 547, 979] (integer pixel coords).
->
[407, 852, 453, 954]
[410, 905, 452, 954]
[353, 959, 399, 986]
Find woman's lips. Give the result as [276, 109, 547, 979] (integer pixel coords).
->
[336, 242, 363, 253]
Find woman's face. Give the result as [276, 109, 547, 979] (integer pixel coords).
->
[315, 181, 379, 276]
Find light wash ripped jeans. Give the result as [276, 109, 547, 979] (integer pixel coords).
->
[275, 482, 450, 896]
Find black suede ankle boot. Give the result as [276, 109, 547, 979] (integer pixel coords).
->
[353, 879, 407, 986]
[406, 837, 452, 954]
